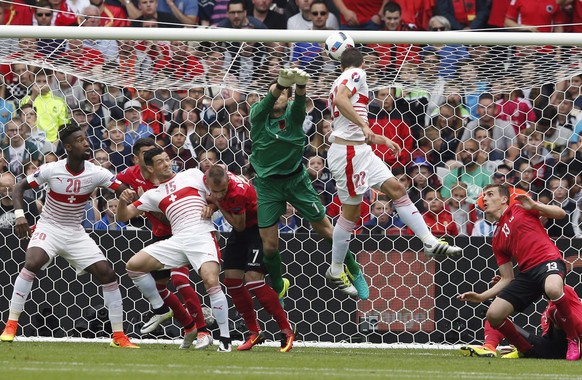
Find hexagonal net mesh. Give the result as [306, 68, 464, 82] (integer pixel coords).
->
[0, 27, 581, 347]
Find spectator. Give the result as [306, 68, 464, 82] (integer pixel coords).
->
[196, 147, 219, 172]
[49, 70, 84, 108]
[115, 39, 153, 86]
[306, 109, 333, 158]
[176, 97, 204, 156]
[368, 86, 414, 169]
[164, 123, 196, 172]
[34, 1, 66, 57]
[82, 81, 113, 143]
[504, 0, 568, 33]
[56, 39, 105, 75]
[89, 0, 130, 27]
[226, 104, 251, 156]
[249, 0, 287, 29]
[70, 101, 102, 151]
[435, 0, 490, 30]
[208, 123, 245, 174]
[535, 105, 572, 163]
[159, 41, 205, 82]
[544, 176, 576, 238]
[0, 171, 40, 228]
[416, 188, 459, 236]
[104, 119, 133, 173]
[497, 87, 536, 134]
[362, 198, 404, 235]
[442, 138, 492, 204]
[369, 2, 420, 74]
[4, 62, 34, 103]
[20, 69, 69, 144]
[136, 89, 165, 135]
[80, 5, 119, 61]
[407, 157, 441, 213]
[393, 0, 433, 30]
[430, 102, 466, 166]
[447, 181, 477, 235]
[92, 148, 114, 173]
[514, 160, 540, 194]
[156, 0, 199, 25]
[333, 0, 382, 30]
[131, 0, 181, 27]
[1, 119, 41, 176]
[2, 0, 32, 27]
[461, 93, 518, 162]
[288, 0, 339, 29]
[289, 0, 332, 75]
[423, 16, 470, 80]
[306, 154, 335, 206]
[514, 127, 556, 191]
[123, 100, 154, 146]
[199, 0, 229, 25]
[94, 192, 127, 230]
[278, 203, 301, 233]
[203, 45, 241, 123]
[19, 103, 54, 154]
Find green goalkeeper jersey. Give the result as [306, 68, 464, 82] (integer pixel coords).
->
[249, 91, 306, 178]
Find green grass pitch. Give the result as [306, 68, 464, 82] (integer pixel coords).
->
[1, 342, 582, 380]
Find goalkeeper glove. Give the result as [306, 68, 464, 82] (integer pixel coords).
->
[292, 68, 310, 86]
[277, 68, 295, 88]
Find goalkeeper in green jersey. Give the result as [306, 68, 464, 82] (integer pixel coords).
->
[249, 67, 368, 305]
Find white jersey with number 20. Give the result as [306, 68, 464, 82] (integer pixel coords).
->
[329, 67, 369, 142]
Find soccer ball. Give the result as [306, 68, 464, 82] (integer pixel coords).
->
[325, 32, 355, 61]
[202, 306, 215, 327]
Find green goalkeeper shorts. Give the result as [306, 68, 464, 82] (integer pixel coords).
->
[254, 167, 326, 228]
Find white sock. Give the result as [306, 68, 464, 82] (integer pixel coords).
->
[8, 268, 36, 321]
[208, 285, 230, 339]
[331, 216, 355, 277]
[393, 195, 438, 246]
[127, 270, 164, 309]
[102, 281, 124, 333]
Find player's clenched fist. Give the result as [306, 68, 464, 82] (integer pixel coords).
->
[277, 68, 295, 88]
[119, 189, 137, 204]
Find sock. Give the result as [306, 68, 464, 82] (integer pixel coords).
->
[225, 278, 260, 333]
[492, 318, 533, 353]
[127, 270, 165, 309]
[171, 267, 206, 329]
[393, 195, 437, 246]
[483, 320, 504, 350]
[331, 216, 355, 277]
[8, 268, 35, 321]
[102, 281, 124, 333]
[263, 252, 283, 294]
[247, 279, 291, 332]
[207, 285, 230, 339]
[552, 292, 578, 339]
[156, 283, 193, 328]
[325, 238, 360, 277]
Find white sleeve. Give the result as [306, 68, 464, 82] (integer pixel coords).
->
[134, 191, 160, 213]
[26, 163, 52, 187]
[95, 166, 121, 189]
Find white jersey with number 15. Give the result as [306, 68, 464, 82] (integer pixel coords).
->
[329, 67, 369, 142]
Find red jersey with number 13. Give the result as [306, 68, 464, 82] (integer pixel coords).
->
[215, 171, 258, 228]
[492, 203, 563, 272]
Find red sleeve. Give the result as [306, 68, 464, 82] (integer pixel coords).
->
[505, 0, 519, 22]
[554, 7, 569, 25]
[222, 194, 247, 215]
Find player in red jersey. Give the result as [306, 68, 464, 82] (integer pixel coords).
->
[0, 124, 138, 348]
[204, 165, 295, 352]
[117, 148, 232, 352]
[116, 138, 211, 350]
[458, 184, 581, 360]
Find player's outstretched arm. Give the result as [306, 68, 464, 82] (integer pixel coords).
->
[457, 262, 514, 303]
[13, 180, 32, 239]
[515, 194, 566, 220]
[117, 189, 142, 222]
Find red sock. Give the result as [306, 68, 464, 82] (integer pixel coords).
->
[552, 293, 578, 339]
[170, 267, 206, 329]
[492, 318, 533, 353]
[247, 279, 291, 332]
[156, 283, 193, 328]
[224, 277, 260, 333]
[484, 320, 504, 349]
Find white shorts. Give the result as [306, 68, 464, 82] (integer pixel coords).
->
[28, 222, 106, 275]
[142, 232, 220, 273]
[327, 143, 393, 205]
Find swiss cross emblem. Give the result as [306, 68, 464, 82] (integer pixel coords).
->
[169, 194, 177, 202]
[67, 196, 77, 203]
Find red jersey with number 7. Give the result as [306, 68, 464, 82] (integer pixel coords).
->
[492, 203, 563, 272]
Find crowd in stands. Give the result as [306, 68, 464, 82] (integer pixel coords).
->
[1, 0, 582, 237]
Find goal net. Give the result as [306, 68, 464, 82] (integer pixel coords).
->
[1, 25, 582, 347]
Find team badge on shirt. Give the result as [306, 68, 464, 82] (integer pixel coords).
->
[351, 72, 360, 82]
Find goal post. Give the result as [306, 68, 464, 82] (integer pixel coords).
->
[0, 26, 581, 347]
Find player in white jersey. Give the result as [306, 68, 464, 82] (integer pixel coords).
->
[0, 124, 138, 348]
[117, 147, 232, 352]
[325, 47, 462, 295]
